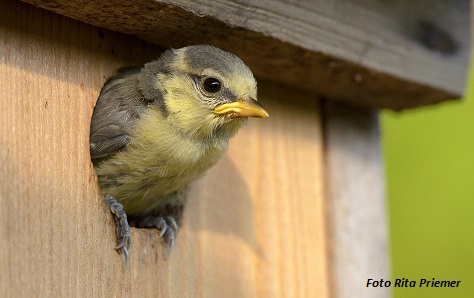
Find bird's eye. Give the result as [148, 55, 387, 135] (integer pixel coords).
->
[202, 77, 221, 93]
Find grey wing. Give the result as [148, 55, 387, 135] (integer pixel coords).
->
[90, 67, 147, 159]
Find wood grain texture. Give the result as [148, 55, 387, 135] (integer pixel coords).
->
[324, 103, 389, 298]
[0, 1, 328, 296]
[20, 0, 471, 109]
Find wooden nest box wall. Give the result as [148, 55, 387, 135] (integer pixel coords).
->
[0, 0, 470, 297]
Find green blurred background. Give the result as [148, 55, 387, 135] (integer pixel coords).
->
[382, 57, 474, 296]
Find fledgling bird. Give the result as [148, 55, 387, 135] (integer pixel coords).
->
[90, 45, 268, 262]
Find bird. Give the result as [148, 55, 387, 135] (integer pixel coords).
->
[89, 45, 268, 263]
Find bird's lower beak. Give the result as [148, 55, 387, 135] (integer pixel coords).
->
[214, 98, 269, 118]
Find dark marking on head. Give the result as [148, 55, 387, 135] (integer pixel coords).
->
[191, 73, 239, 107]
[139, 49, 177, 118]
[183, 45, 253, 78]
[219, 88, 238, 103]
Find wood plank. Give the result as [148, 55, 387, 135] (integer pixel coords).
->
[19, 0, 471, 110]
[324, 103, 389, 297]
[0, 0, 328, 296]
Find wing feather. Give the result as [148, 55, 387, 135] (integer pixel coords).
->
[90, 67, 147, 158]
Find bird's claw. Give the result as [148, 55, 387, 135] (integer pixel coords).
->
[104, 196, 179, 263]
[105, 195, 131, 265]
[131, 215, 178, 253]
[162, 216, 178, 253]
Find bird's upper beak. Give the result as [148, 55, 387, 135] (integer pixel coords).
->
[214, 98, 269, 118]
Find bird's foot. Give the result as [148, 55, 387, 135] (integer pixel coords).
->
[105, 195, 131, 265]
[129, 215, 178, 253]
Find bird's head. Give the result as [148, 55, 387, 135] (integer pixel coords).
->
[139, 45, 268, 140]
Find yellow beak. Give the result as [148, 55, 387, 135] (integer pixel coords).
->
[214, 98, 269, 118]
